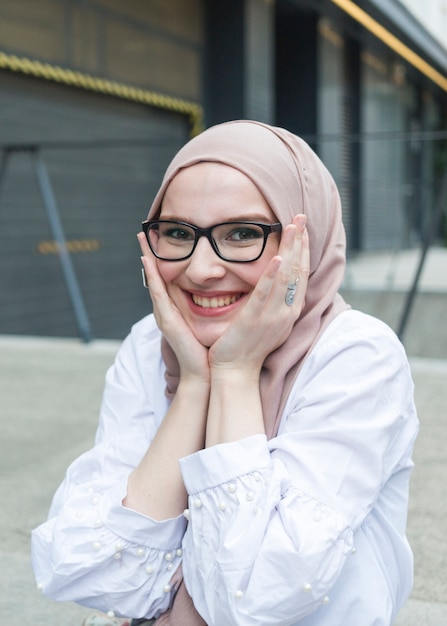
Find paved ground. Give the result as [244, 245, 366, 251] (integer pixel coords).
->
[1, 246, 447, 624]
[1, 336, 119, 626]
[342, 246, 447, 293]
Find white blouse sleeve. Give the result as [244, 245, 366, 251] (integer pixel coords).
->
[31, 316, 186, 619]
[178, 312, 418, 626]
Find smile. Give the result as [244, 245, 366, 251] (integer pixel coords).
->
[192, 294, 241, 308]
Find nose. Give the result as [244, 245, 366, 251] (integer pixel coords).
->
[185, 235, 226, 283]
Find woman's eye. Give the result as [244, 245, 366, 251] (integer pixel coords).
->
[226, 227, 262, 242]
[164, 227, 193, 241]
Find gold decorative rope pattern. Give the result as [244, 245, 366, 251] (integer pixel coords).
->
[0, 51, 204, 136]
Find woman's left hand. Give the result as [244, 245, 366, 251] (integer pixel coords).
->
[209, 214, 309, 374]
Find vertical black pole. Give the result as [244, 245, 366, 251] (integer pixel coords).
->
[397, 168, 447, 341]
[0, 149, 11, 205]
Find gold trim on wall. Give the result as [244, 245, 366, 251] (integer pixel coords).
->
[37, 239, 102, 255]
[330, 0, 447, 92]
[0, 50, 204, 136]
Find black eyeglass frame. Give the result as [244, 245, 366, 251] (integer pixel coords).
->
[142, 219, 282, 263]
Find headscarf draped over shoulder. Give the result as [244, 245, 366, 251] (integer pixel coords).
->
[147, 120, 349, 437]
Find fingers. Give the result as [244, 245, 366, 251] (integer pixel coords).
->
[286, 215, 309, 309]
[137, 232, 165, 293]
[249, 255, 282, 305]
[279, 214, 306, 274]
[137, 233, 174, 328]
[138, 235, 153, 285]
[242, 214, 308, 320]
[137, 232, 151, 289]
[271, 214, 309, 311]
[137, 230, 151, 256]
[281, 221, 301, 306]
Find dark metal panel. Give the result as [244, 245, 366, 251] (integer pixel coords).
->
[0, 71, 189, 339]
[275, 5, 319, 139]
[203, 0, 245, 126]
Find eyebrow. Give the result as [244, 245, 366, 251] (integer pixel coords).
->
[157, 213, 277, 224]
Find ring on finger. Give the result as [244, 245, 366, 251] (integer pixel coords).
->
[285, 277, 299, 306]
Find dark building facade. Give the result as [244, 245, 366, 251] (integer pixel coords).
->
[0, 0, 446, 339]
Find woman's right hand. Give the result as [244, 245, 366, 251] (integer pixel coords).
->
[137, 233, 210, 385]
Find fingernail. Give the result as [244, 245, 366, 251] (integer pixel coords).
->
[272, 255, 282, 270]
[296, 214, 306, 228]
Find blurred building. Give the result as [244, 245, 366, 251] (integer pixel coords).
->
[0, 0, 446, 339]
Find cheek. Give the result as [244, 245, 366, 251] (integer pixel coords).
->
[238, 258, 271, 287]
[156, 260, 188, 304]
[156, 260, 182, 286]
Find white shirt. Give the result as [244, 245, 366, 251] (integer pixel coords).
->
[31, 310, 419, 626]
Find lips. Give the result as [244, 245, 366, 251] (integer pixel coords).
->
[192, 294, 241, 308]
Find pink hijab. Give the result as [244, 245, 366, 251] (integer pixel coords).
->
[146, 120, 349, 625]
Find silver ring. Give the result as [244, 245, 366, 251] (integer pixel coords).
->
[141, 267, 148, 288]
[285, 278, 299, 306]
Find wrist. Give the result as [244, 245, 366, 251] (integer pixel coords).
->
[177, 375, 210, 398]
[206, 368, 264, 445]
[210, 362, 262, 385]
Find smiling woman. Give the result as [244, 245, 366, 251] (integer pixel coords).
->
[31, 121, 419, 626]
[142, 161, 285, 348]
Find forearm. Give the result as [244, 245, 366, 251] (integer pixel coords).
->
[205, 368, 265, 447]
[124, 379, 209, 520]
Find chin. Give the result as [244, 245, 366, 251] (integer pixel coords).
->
[191, 324, 229, 348]
[195, 333, 220, 349]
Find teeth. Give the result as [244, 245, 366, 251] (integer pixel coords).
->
[192, 294, 239, 308]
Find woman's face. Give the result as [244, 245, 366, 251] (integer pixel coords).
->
[156, 162, 280, 347]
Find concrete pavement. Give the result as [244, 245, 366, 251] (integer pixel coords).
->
[1, 336, 120, 626]
[341, 246, 447, 359]
[1, 246, 447, 624]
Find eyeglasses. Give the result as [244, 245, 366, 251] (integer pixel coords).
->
[142, 219, 282, 263]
